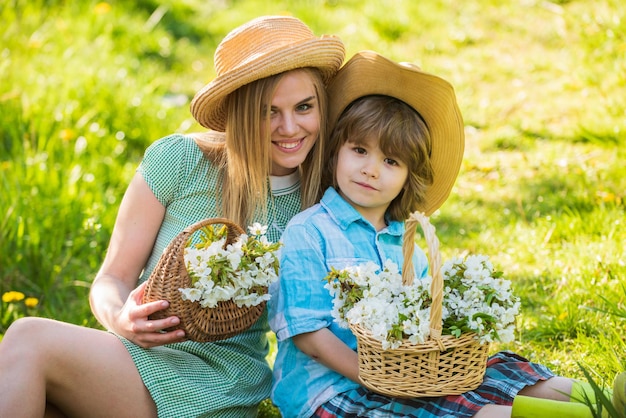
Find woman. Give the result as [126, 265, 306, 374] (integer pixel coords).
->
[0, 16, 344, 417]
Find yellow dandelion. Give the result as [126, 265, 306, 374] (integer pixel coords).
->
[602, 192, 616, 203]
[596, 190, 618, 204]
[2, 291, 25, 303]
[28, 39, 43, 49]
[60, 128, 76, 142]
[94, 2, 111, 15]
[25, 297, 39, 308]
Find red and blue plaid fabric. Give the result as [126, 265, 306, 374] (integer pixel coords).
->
[313, 351, 554, 418]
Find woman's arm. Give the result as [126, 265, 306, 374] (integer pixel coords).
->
[89, 172, 185, 347]
[293, 328, 361, 383]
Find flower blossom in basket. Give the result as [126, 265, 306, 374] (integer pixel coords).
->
[179, 222, 281, 309]
[325, 260, 432, 350]
[441, 254, 521, 344]
[325, 254, 520, 349]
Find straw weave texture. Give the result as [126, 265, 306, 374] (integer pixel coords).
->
[350, 212, 489, 398]
[190, 16, 345, 130]
[143, 218, 265, 342]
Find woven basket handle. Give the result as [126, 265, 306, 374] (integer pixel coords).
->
[181, 217, 246, 248]
[402, 211, 443, 339]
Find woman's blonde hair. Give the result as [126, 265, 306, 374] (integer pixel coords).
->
[196, 67, 327, 228]
[324, 95, 433, 221]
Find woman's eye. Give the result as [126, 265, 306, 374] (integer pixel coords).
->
[262, 105, 275, 116]
[297, 103, 313, 112]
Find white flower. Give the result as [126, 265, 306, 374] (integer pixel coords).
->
[227, 250, 242, 270]
[179, 287, 202, 302]
[179, 223, 280, 308]
[233, 291, 271, 307]
[195, 276, 215, 293]
[249, 223, 268, 236]
[325, 254, 520, 347]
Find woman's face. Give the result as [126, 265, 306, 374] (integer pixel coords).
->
[264, 69, 320, 176]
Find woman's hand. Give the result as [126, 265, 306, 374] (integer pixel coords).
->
[114, 282, 187, 348]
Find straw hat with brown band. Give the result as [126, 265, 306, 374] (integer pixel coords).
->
[191, 16, 346, 131]
[327, 50, 465, 216]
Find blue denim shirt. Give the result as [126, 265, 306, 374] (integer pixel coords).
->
[269, 187, 429, 418]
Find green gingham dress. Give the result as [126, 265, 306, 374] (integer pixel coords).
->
[115, 133, 302, 418]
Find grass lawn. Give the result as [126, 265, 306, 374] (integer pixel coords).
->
[1, 0, 625, 416]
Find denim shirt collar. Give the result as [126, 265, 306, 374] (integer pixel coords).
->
[319, 187, 404, 237]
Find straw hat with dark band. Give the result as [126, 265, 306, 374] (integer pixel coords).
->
[327, 50, 465, 216]
[191, 16, 345, 131]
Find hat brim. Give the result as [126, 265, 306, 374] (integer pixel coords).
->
[327, 50, 465, 216]
[191, 36, 345, 131]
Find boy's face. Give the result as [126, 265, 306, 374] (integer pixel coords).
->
[336, 135, 408, 223]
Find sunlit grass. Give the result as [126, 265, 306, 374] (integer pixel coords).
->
[1, 0, 625, 416]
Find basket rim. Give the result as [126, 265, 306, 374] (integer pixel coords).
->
[349, 322, 480, 352]
[182, 217, 245, 237]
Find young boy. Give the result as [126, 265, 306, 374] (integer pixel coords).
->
[268, 50, 620, 418]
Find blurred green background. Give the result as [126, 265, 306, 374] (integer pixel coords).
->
[1, 0, 625, 415]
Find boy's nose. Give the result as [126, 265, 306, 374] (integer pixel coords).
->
[361, 162, 379, 178]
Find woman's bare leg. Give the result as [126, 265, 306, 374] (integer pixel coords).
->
[0, 317, 157, 418]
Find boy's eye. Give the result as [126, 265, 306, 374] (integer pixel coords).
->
[353, 147, 367, 155]
[384, 157, 400, 166]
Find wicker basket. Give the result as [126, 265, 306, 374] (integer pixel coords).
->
[142, 218, 266, 342]
[349, 212, 490, 398]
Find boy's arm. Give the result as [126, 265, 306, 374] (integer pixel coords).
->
[293, 328, 361, 384]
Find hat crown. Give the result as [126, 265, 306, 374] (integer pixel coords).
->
[214, 16, 316, 77]
[327, 51, 465, 215]
[191, 15, 344, 130]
